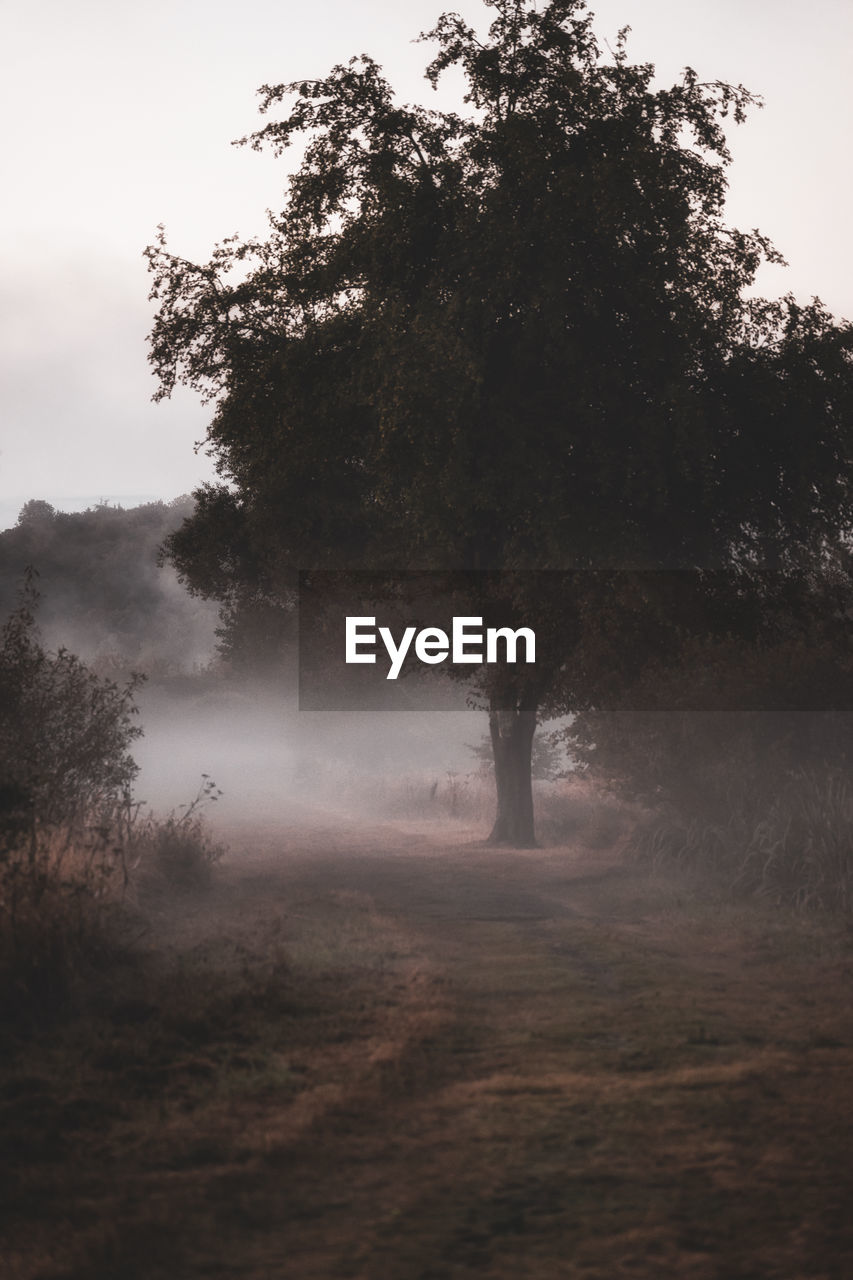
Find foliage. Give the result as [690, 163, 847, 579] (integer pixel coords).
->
[0, 584, 230, 1023]
[568, 572, 853, 805]
[146, 0, 853, 841]
[16, 498, 57, 526]
[630, 770, 853, 914]
[0, 497, 218, 676]
[128, 776, 226, 894]
[0, 575, 143, 842]
[0, 580, 146, 1018]
[571, 609, 853, 910]
[0, 826, 132, 1022]
[149, 1, 853, 583]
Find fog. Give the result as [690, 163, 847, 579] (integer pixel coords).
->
[6, 504, 852, 1278]
[38, 562, 220, 678]
[134, 676, 483, 825]
[0, 500, 220, 673]
[0, 499, 502, 837]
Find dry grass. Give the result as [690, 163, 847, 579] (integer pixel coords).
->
[630, 769, 853, 913]
[126, 779, 227, 898]
[339, 767, 634, 851]
[0, 822, 131, 1023]
[4, 813, 853, 1278]
[0, 785, 226, 1028]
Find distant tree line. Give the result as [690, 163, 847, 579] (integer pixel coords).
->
[0, 498, 219, 678]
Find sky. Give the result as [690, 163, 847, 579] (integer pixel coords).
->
[2, 0, 852, 532]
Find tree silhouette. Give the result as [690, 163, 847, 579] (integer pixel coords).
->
[147, 0, 853, 844]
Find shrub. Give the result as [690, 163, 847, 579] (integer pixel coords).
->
[128, 777, 226, 895]
[0, 578, 144, 1019]
[0, 827, 131, 1021]
[628, 769, 853, 913]
[0, 573, 143, 839]
[569, 628, 853, 911]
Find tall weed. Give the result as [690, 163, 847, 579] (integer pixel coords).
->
[630, 770, 853, 912]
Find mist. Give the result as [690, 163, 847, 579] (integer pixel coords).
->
[134, 677, 482, 824]
[0, 497, 492, 827]
[5, 502, 853, 1279]
[5, 0, 853, 1260]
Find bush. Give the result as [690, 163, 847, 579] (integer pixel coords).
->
[0, 573, 143, 838]
[569, 626, 853, 911]
[571, 701, 853, 912]
[128, 777, 226, 895]
[0, 829, 131, 1021]
[0, 579, 232, 1025]
[628, 769, 853, 913]
[0, 579, 148, 1019]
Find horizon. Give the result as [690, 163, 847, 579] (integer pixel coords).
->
[0, 492, 185, 535]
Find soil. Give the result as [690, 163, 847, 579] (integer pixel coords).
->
[3, 808, 853, 1279]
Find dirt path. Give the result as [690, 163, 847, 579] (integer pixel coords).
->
[4, 812, 853, 1278]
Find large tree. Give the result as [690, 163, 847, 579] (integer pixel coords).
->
[147, 0, 853, 844]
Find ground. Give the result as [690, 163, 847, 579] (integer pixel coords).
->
[2, 809, 853, 1279]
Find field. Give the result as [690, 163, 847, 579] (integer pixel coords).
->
[3, 807, 853, 1279]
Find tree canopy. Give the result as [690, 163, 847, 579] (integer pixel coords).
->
[147, 0, 853, 842]
[0, 499, 218, 677]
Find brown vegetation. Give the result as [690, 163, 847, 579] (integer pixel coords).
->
[3, 807, 852, 1278]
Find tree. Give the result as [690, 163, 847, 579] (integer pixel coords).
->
[16, 500, 56, 527]
[0, 576, 142, 853]
[0, 498, 219, 677]
[147, 0, 853, 844]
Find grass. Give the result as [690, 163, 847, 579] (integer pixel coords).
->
[3, 815, 853, 1277]
[0, 781, 227, 1030]
[0, 824, 132, 1025]
[629, 768, 853, 913]
[127, 778, 227, 897]
[345, 766, 635, 853]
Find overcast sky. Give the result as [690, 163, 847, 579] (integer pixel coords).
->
[3, 0, 852, 531]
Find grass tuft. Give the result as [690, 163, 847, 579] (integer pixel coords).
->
[629, 769, 853, 913]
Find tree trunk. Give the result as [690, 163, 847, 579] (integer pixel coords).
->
[488, 701, 538, 847]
